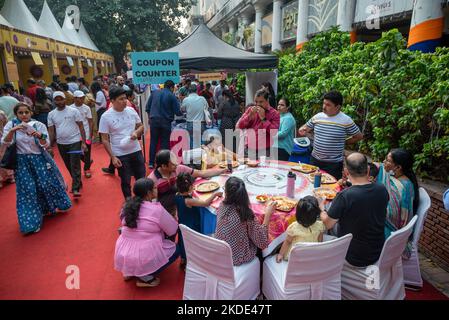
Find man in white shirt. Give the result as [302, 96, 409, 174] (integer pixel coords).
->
[117, 76, 131, 91]
[0, 85, 19, 121]
[48, 91, 87, 197]
[71, 91, 94, 179]
[182, 84, 210, 149]
[99, 86, 145, 199]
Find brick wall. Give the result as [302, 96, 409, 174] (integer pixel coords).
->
[419, 189, 449, 273]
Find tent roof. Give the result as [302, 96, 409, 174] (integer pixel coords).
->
[62, 14, 84, 47]
[0, 13, 12, 28]
[162, 24, 278, 71]
[38, 1, 70, 44]
[78, 22, 99, 51]
[1, 0, 48, 37]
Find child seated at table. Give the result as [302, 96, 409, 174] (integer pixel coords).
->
[175, 172, 223, 269]
[276, 196, 326, 263]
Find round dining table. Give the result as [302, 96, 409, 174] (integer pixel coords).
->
[192, 160, 340, 257]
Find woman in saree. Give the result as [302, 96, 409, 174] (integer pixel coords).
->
[377, 148, 420, 258]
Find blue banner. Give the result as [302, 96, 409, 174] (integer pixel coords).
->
[131, 52, 180, 85]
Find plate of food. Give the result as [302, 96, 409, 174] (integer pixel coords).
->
[271, 196, 298, 212]
[247, 160, 260, 168]
[292, 163, 318, 174]
[307, 172, 338, 185]
[195, 181, 221, 193]
[256, 194, 269, 203]
[313, 188, 338, 201]
[219, 161, 240, 169]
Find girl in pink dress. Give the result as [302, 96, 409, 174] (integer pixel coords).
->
[114, 178, 180, 287]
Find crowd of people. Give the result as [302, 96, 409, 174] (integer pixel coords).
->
[0, 74, 425, 292]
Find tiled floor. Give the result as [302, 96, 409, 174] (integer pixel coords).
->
[420, 253, 449, 298]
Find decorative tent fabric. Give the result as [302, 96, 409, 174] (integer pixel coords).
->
[1, 0, 48, 37]
[62, 14, 84, 47]
[38, 0, 71, 44]
[78, 22, 100, 52]
[0, 13, 12, 28]
[162, 24, 278, 71]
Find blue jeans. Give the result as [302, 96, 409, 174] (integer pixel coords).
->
[140, 244, 181, 281]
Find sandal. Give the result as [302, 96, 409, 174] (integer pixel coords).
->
[136, 277, 160, 288]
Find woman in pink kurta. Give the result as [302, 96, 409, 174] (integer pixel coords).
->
[114, 178, 180, 287]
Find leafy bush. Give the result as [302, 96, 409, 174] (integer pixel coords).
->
[275, 27, 449, 181]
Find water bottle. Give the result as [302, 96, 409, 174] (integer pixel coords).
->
[287, 171, 296, 199]
[314, 171, 322, 188]
[227, 159, 233, 173]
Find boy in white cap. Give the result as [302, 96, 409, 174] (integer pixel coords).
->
[48, 91, 87, 197]
[71, 91, 94, 178]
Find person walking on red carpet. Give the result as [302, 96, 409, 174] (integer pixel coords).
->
[1, 103, 72, 235]
[48, 92, 87, 198]
[99, 86, 145, 199]
[114, 178, 180, 287]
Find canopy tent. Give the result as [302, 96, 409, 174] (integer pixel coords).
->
[1, 0, 48, 37]
[162, 24, 278, 71]
[38, 0, 70, 44]
[0, 13, 12, 28]
[62, 14, 84, 47]
[78, 22, 99, 51]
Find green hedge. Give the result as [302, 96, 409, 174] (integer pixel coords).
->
[274, 27, 449, 181]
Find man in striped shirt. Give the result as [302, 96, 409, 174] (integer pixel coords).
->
[298, 91, 363, 180]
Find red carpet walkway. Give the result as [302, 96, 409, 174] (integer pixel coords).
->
[0, 142, 447, 300]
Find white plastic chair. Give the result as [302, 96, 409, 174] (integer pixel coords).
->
[179, 224, 260, 300]
[341, 215, 418, 300]
[262, 234, 353, 300]
[402, 188, 431, 289]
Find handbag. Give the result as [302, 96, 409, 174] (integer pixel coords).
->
[0, 122, 17, 170]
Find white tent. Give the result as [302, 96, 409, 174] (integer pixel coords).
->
[62, 14, 84, 47]
[38, 0, 70, 44]
[78, 22, 99, 51]
[1, 0, 48, 37]
[0, 13, 12, 28]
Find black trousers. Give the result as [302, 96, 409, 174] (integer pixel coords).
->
[310, 156, 344, 180]
[80, 143, 92, 171]
[117, 151, 146, 199]
[149, 124, 172, 167]
[58, 142, 82, 192]
[273, 147, 291, 162]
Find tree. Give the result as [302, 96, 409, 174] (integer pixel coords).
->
[0, 0, 195, 71]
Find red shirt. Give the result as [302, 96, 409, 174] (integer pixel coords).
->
[26, 85, 38, 105]
[238, 106, 280, 150]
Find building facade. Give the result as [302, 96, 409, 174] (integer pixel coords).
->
[189, 0, 449, 53]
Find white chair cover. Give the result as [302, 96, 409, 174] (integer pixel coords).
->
[180, 224, 260, 300]
[262, 234, 353, 300]
[342, 215, 418, 300]
[403, 188, 431, 288]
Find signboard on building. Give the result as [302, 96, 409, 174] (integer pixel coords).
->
[282, 1, 298, 41]
[308, 0, 339, 36]
[131, 52, 180, 85]
[198, 72, 226, 82]
[262, 13, 273, 46]
[354, 0, 414, 24]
